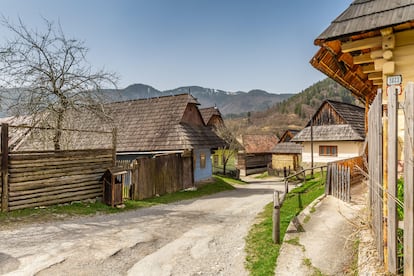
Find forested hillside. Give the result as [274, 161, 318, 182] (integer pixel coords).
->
[225, 78, 362, 138]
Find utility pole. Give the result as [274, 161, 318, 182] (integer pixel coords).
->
[310, 116, 314, 177]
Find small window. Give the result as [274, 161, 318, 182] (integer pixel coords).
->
[200, 152, 206, 168]
[319, 145, 338, 156]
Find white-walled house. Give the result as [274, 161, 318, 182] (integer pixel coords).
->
[292, 100, 365, 165]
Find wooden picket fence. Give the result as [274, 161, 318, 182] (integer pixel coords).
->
[325, 156, 366, 202]
[367, 83, 414, 274]
[0, 123, 115, 212]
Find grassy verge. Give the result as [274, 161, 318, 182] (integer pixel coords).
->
[0, 175, 236, 227]
[244, 172, 326, 276]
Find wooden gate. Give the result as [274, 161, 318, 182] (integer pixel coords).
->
[131, 154, 193, 200]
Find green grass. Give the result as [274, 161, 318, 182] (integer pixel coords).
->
[0, 176, 235, 227]
[213, 174, 246, 185]
[254, 171, 269, 179]
[244, 172, 326, 276]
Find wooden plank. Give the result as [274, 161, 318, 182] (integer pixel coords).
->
[404, 82, 414, 276]
[353, 53, 373, 64]
[368, 72, 383, 80]
[362, 64, 377, 74]
[387, 85, 398, 274]
[341, 36, 382, 53]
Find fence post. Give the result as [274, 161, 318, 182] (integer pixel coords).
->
[273, 190, 281, 244]
[1, 123, 9, 212]
[112, 128, 117, 167]
[404, 82, 414, 275]
[387, 85, 398, 274]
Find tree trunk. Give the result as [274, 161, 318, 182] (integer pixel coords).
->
[53, 111, 64, 151]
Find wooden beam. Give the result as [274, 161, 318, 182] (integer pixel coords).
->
[371, 50, 384, 59]
[368, 72, 383, 80]
[342, 36, 382, 52]
[362, 64, 377, 74]
[395, 28, 414, 47]
[383, 62, 395, 75]
[383, 34, 395, 50]
[374, 59, 386, 71]
[383, 50, 393, 60]
[354, 53, 373, 64]
[373, 79, 383, 86]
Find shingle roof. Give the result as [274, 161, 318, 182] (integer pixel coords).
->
[316, 0, 414, 42]
[306, 100, 366, 138]
[272, 142, 302, 154]
[278, 129, 299, 143]
[199, 107, 221, 125]
[292, 125, 364, 142]
[293, 100, 365, 142]
[242, 134, 278, 154]
[11, 94, 225, 152]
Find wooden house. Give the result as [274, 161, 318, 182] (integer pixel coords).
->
[11, 94, 225, 185]
[311, 1, 414, 273]
[237, 134, 278, 176]
[270, 129, 302, 175]
[199, 106, 239, 175]
[292, 100, 365, 165]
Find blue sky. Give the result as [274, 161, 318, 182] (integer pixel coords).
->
[0, 0, 352, 93]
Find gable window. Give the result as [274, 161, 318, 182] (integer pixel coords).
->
[319, 145, 337, 156]
[200, 152, 206, 168]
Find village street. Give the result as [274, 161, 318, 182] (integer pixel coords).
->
[0, 177, 287, 276]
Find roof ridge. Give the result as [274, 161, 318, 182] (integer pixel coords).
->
[107, 93, 196, 105]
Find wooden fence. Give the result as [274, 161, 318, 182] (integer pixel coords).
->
[131, 154, 193, 200]
[368, 89, 385, 265]
[1, 123, 114, 212]
[325, 156, 366, 202]
[367, 83, 414, 274]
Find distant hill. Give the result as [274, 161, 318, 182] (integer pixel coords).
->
[225, 78, 362, 137]
[105, 84, 294, 116]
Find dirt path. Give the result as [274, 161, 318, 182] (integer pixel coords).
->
[0, 178, 287, 276]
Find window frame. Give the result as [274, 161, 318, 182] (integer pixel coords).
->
[319, 145, 338, 157]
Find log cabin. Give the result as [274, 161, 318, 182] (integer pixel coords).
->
[292, 100, 365, 165]
[311, 0, 414, 273]
[237, 134, 278, 176]
[270, 129, 302, 175]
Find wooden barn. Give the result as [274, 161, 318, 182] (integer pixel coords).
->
[292, 100, 365, 166]
[270, 143, 301, 175]
[237, 134, 278, 176]
[312, 0, 414, 273]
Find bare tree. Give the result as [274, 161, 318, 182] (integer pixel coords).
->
[214, 123, 241, 175]
[0, 17, 118, 150]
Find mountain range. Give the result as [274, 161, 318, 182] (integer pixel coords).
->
[105, 84, 294, 116]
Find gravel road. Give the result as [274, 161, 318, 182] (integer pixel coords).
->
[0, 178, 286, 276]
